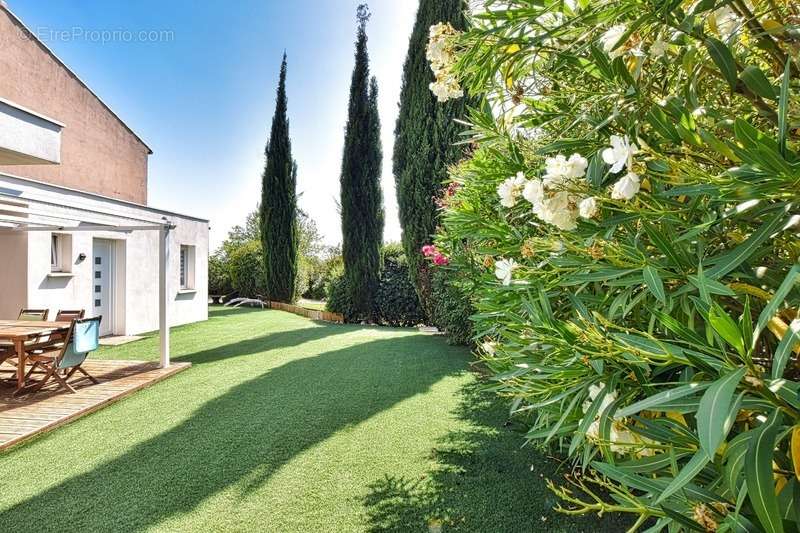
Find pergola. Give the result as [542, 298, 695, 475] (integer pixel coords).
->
[0, 191, 175, 367]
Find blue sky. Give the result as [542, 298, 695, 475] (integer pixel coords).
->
[10, 0, 419, 248]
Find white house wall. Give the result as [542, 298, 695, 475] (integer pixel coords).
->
[0, 173, 208, 335]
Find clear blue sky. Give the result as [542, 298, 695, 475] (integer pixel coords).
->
[10, 0, 419, 248]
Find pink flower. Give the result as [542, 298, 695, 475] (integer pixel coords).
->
[422, 244, 437, 257]
[433, 253, 449, 266]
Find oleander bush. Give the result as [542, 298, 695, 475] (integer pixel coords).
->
[430, 1, 800, 530]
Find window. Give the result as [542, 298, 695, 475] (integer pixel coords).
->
[179, 245, 195, 290]
[50, 233, 71, 272]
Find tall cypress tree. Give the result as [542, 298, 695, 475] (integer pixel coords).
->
[393, 0, 469, 318]
[260, 54, 298, 303]
[340, 4, 384, 320]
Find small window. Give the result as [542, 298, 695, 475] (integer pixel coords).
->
[50, 233, 71, 272]
[179, 245, 195, 290]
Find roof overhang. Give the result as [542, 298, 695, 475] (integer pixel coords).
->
[0, 188, 174, 233]
[0, 98, 63, 165]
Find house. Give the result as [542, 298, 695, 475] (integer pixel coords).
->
[0, 3, 208, 339]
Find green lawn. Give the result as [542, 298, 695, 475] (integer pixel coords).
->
[0, 307, 628, 532]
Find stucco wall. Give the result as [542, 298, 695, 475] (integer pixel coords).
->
[0, 7, 149, 204]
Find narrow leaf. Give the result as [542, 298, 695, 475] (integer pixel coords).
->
[654, 450, 711, 504]
[617, 382, 710, 418]
[740, 65, 778, 100]
[772, 319, 800, 379]
[697, 367, 747, 459]
[754, 266, 800, 351]
[706, 211, 786, 279]
[708, 303, 745, 356]
[778, 59, 791, 157]
[792, 426, 800, 483]
[644, 266, 667, 303]
[745, 410, 784, 533]
[705, 38, 738, 90]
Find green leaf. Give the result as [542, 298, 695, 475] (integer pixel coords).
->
[772, 319, 800, 379]
[569, 385, 606, 455]
[616, 382, 710, 418]
[592, 461, 663, 494]
[705, 38, 738, 90]
[647, 106, 681, 142]
[706, 210, 787, 279]
[643, 266, 667, 303]
[740, 66, 778, 100]
[643, 222, 690, 270]
[778, 59, 791, 157]
[654, 450, 711, 504]
[697, 368, 746, 458]
[745, 410, 784, 533]
[708, 303, 745, 356]
[754, 265, 800, 351]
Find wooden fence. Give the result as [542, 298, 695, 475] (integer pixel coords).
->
[267, 301, 345, 324]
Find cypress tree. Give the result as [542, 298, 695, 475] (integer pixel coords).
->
[393, 0, 469, 318]
[260, 54, 298, 303]
[340, 4, 384, 320]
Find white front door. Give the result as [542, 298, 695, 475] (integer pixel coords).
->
[92, 239, 113, 336]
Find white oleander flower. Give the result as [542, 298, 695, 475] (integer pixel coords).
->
[578, 197, 598, 219]
[611, 172, 641, 200]
[602, 135, 638, 173]
[481, 341, 496, 355]
[494, 258, 517, 286]
[649, 39, 669, 58]
[609, 421, 638, 454]
[600, 24, 627, 58]
[522, 178, 544, 207]
[713, 5, 740, 39]
[429, 73, 464, 102]
[497, 172, 528, 208]
[538, 191, 578, 230]
[543, 153, 588, 188]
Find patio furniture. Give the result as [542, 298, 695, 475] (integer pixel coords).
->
[24, 309, 87, 352]
[0, 320, 71, 393]
[0, 309, 52, 372]
[23, 317, 102, 394]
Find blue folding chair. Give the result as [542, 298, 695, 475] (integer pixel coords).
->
[23, 317, 101, 394]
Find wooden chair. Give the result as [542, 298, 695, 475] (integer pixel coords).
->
[21, 309, 87, 357]
[23, 317, 101, 394]
[56, 309, 85, 321]
[0, 309, 51, 374]
[18, 309, 49, 321]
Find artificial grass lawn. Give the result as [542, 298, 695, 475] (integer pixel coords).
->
[0, 307, 628, 532]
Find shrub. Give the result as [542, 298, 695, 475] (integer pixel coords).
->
[429, 268, 473, 345]
[432, 1, 800, 530]
[328, 244, 425, 326]
[227, 240, 266, 299]
[376, 244, 425, 327]
[325, 273, 356, 321]
[209, 251, 233, 296]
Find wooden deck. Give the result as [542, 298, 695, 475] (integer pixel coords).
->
[0, 359, 190, 451]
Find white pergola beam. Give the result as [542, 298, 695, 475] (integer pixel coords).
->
[158, 225, 170, 368]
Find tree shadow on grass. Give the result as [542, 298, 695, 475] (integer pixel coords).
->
[362, 382, 634, 533]
[0, 333, 469, 532]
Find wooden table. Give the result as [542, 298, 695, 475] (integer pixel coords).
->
[0, 321, 70, 394]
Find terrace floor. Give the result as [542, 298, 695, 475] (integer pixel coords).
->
[0, 360, 190, 451]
